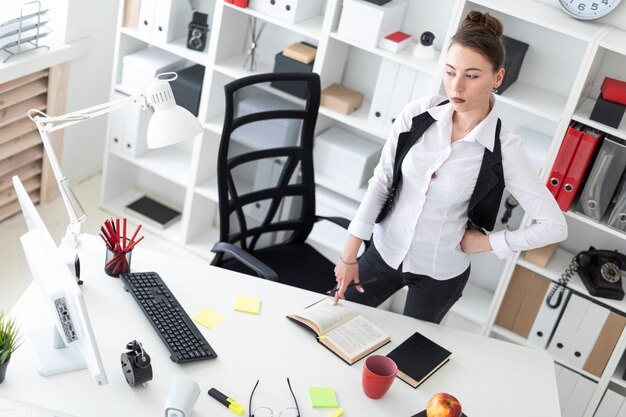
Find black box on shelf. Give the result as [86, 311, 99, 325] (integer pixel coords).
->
[271, 45, 316, 99]
[590, 94, 626, 129]
[362, 0, 391, 5]
[498, 35, 529, 95]
[125, 196, 181, 229]
[170, 64, 205, 116]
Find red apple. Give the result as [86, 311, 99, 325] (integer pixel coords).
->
[426, 393, 462, 417]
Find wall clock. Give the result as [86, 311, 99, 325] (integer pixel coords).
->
[558, 0, 622, 19]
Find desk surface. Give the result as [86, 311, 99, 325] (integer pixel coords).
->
[1, 235, 560, 417]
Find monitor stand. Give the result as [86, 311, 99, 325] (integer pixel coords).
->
[26, 326, 86, 376]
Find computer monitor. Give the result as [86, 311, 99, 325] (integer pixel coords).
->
[12, 175, 108, 386]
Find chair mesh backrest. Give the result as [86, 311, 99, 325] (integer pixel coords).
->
[216, 73, 321, 253]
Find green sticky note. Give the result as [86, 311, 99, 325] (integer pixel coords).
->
[192, 308, 224, 329]
[308, 387, 338, 408]
[234, 295, 261, 314]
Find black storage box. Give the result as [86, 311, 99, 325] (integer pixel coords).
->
[271, 48, 315, 99]
[590, 94, 626, 129]
[170, 64, 205, 116]
[498, 35, 529, 95]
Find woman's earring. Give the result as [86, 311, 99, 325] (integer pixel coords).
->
[493, 86, 499, 94]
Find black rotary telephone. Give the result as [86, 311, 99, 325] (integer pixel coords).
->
[547, 247, 626, 308]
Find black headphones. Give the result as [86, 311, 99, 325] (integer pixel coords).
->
[121, 340, 153, 387]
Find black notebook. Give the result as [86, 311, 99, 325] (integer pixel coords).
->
[125, 196, 181, 228]
[387, 331, 451, 388]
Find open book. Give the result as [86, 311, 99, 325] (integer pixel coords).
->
[287, 298, 390, 364]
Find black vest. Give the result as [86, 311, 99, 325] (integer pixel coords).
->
[375, 102, 505, 232]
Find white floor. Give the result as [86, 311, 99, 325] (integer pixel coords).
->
[0, 173, 206, 416]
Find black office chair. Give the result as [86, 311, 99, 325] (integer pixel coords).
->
[210, 72, 353, 294]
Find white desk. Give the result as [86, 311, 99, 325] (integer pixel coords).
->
[1, 235, 560, 417]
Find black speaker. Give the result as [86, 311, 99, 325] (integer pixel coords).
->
[187, 12, 209, 52]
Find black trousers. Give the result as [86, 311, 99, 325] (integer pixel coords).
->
[344, 242, 471, 324]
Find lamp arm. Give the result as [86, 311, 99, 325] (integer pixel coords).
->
[30, 94, 143, 249]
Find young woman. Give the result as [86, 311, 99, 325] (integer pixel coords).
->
[332, 11, 567, 323]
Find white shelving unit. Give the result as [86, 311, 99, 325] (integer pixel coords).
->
[101, 2, 626, 415]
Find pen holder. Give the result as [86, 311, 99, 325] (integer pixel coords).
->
[104, 239, 133, 277]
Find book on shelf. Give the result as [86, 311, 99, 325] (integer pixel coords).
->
[287, 298, 390, 365]
[386, 331, 451, 388]
[125, 195, 181, 229]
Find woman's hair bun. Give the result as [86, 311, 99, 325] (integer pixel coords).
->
[461, 10, 503, 38]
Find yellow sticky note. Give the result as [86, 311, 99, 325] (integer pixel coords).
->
[234, 295, 261, 314]
[193, 308, 224, 329]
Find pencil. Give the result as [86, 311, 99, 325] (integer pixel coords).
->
[328, 278, 378, 295]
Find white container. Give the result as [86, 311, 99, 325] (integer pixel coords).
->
[314, 126, 381, 188]
[248, 0, 324, 24]
[121, 47, 185, 93]
[337, 0, 408, 48]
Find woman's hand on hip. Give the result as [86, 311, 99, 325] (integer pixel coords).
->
[460, 226, 492, 254]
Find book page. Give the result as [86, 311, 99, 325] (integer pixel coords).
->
[291, 298, 357, 335]
[323, 315, 389, 360]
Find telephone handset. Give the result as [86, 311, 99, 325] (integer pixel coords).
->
[546, 247, 626, 308]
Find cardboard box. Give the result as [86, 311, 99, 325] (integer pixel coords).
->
[590, 94, 626, 129]
[271, 51, 315, 99]
[283, 42, 317, 64]
[498, 36, 529, 95]
[601, 77, 626, 106]
[321, 83, 363, 115]
[523, 244, 558, 268]
[337, 0, 407, 48]
[121, 47, 185, 93]
[314, 126, 381, 187]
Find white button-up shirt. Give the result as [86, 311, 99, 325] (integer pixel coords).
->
[348, 95, 567, 280]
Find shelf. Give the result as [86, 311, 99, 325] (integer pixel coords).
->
[224, 3, 324, 41]
[491, 325, 601, 381]
[564, 210, 626, 241]
[600, 27, 626, 56]
[204, 115, 224, 135]
[572, 98, 626, 142]
[195, 176, 219, 202]
[184, 225, 221, 260]
[467, 0, 605, 41]
[100, 187, 183, 244]
[496, 81, 567, 122]
[109, 147, 193, 187]
[119, 27, 208, 65]
[318, 99, 389, 141]
[315, 171, 366, 203]
[213, 53, 274, 81]
[329, 32, 440, 76]
[517, 247, 626, 314]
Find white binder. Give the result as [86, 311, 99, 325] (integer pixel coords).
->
[152, 0, 193, 43]
[556, 366, 579, 411]
[122, 103, 151, 158]
[527, 286, 570, 349]
[566, 301, 609, 369]
[548, 293, 591, 361]
[595, 389, 625, 417]
[137, 0, 157, 37]
[563, 375, 596, 417]
[617, 397, 626, 417]
[368, 59, 399, 130]
[385, 65, 417, 131]
[108, 91, 127, 154]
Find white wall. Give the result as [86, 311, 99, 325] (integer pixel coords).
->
[58, 0, 120, 182]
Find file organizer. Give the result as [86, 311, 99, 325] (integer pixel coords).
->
[607, 178, 626, 232]
[137, 0, 193, 43]
[576, 136, 626, 221]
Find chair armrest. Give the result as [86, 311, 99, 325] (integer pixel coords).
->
[211, 242, 278, 281]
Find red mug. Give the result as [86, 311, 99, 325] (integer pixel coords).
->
[362, 355, 398, 399]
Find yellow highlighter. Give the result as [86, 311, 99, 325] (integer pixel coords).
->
[330, 408, 344, 417]
[208, 388, 245, 415]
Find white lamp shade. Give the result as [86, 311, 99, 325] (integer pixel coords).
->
[147, 105, 203, 148]
[143, 77, 203, 149]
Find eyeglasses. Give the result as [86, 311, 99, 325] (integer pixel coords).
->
[249, 377, 300, 417]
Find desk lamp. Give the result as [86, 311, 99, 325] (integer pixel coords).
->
[27, 72, 203, 276]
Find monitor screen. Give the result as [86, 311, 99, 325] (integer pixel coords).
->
[13, 175, 108, 386]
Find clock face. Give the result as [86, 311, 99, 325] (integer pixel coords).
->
[558, 0, 622, 19]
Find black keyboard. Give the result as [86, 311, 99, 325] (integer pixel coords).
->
[120, 271, 217, 363]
